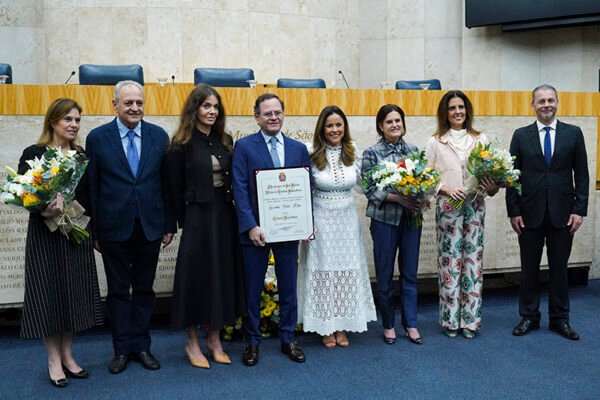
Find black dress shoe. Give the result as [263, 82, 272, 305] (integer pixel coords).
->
[405, 329, 423, 345]
[242, 344, 259, 366]
[49, 370, 68, 388]
[281, 342, 305, 363]
[383, 335, 396, 345]
[131, 351, 161, 370]
[109, 355, 129, 374]
[549, 322, 580, 340]
[512, 319, 540, 336]
[63, 365, 89, 379]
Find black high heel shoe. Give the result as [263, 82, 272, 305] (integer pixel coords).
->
[404, 328, 423, 345]
[49, 370, 68, 388]
[63, 365, 89, 379]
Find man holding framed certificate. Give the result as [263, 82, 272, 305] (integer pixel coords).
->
[232, 93, 312, 366]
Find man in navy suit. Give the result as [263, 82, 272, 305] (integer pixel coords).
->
[86, 80, 176, 373]
[506, 84, 589, 340]
[232, 93, 311, 366]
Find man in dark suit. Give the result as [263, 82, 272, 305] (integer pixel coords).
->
[232, 93, 311, 366]
[506, 84, 589, 340]
[86, 80, 176, 373]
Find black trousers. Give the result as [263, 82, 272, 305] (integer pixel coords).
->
[99, 220, 161, 355]
[518, 211, 573, 323]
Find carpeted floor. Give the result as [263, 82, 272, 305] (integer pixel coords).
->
[1, 280, 599, 400]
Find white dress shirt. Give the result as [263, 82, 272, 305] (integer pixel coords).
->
[536, 119, 557, 157]
[260, 131, 285, 166]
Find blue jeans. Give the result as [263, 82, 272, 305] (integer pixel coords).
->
[370, 215, 421, 329]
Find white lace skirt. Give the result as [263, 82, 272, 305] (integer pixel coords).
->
[298, 195, 377, 335]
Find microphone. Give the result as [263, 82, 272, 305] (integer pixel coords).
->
[338, 70, 350, 89]
[171, 75, 175, 86]
[64, 71, 76, 85]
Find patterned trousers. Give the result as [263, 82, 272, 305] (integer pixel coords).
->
[436, 197, 485, 331]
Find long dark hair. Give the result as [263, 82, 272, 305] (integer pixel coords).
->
[311, 106, 355, 170]
[434, 90, 480, 138]
[171, 84, 230, 151]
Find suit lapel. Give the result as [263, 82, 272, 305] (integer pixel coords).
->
[282, 134, 294, 167]
[253, 131, 274, 168]
[551, 120, 566, 166]
[106, 118, 132, 174]
[137, 120, 155, 178]
[525, 122, 546, 166]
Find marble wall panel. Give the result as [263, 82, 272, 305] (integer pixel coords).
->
[280, 0, 308, 15]
[306, 0, 340, 19]
[181, 0, 216, 8]
[581, 25, 600, 92]
[499, 31, 540, 91]
[539, 29, 583, 92]
[279, 14, 310, 79]
[424, 37, 461, 90]
[44, 7, 80, 84]
[77, 8, 113, 67]
[0, 27, 45, 84]
[249, 0, 279, 13]
[461, 35, 501, 90]
[308, 17, 336, 85]
[593, 191, 600, 279]
[424, 0, 462, 38]
[387, 0, 424, 40]
[146, 7, 183, 83]
[43, 0, 77, 7]
[78, 0, 146, 7]
[111, 8, 148, 68]
[0, 4, 37, 27]
[358, 0, 386, 40]
[359, 39, 387, 89]
[181, 8, 217, 82]
[215, 10, 250, 68]
[335, 19, 360, 89]
[387, 38, 425, 83]
[216, 0, 249, 12]
[248, 12, 281, 84]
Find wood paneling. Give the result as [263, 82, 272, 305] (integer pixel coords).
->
[1, 85, 598, 187]
[2, 85, 599, 117]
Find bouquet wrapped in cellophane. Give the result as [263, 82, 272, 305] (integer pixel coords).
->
[362, 150, 440, 227]
[449, 142, 522, 209]
[0, 147, 90, 244]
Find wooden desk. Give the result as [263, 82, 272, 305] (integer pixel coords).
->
[1, 85, 598, 187]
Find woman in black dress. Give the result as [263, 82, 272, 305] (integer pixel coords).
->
[165, 84, 245, 369]
[19, 98, 103, 387]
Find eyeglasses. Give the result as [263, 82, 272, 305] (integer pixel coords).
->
[259, 111, 283, 118]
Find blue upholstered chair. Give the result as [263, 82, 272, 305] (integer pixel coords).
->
[78, 64, 144, 85]
[277, 78, 326, 88]
[0, 64, 13, 84]
[193, 68, 255, 87]
[395, 79, 441, 90]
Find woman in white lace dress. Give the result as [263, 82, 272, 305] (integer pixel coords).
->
[298, 106, 377, 348]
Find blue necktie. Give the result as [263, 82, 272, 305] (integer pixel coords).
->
[543, 126, 552, 166]
[269, 136, 281, 168]
[126, 130, 140, 176]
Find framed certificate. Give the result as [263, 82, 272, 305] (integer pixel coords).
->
[255, 166, 314, 243]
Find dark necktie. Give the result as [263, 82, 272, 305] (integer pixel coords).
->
[127, 130, 140, 176]
[269, 136, 281, 168]
[543, 126, 552, 166]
